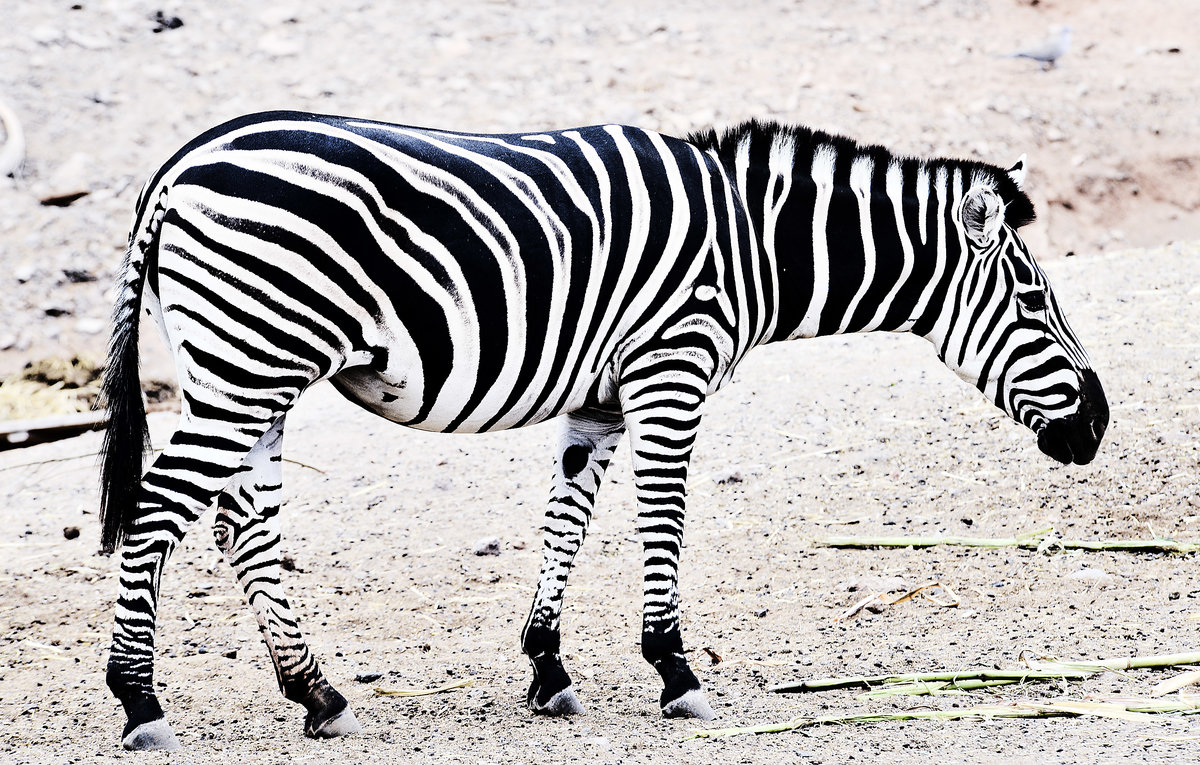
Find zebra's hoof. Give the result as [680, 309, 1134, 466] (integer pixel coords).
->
[121, 718, 182, 751]
[528, 685, 585, 716]
[308, 706, 362, 739]
[661, 689, 716, 721]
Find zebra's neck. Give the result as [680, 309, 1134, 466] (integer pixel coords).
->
[689, 121, 1027, 347]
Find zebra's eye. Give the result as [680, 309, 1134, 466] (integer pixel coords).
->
[1017, 289, 1047, 313]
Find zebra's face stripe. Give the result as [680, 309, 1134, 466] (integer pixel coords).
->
[939, 188, 1108, 464]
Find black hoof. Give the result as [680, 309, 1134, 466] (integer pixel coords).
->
[302, 683, 360, 739]
[528, 682, 586, 716]
[121, 718, 181, 751]
[526, 652, 584, 715]
[661, 688, 716, 720]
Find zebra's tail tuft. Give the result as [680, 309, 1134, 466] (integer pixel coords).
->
[99, 189, 162, 554]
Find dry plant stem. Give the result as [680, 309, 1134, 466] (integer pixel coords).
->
[1034, 652, 1200, 673]
[687, 697, 1200, 739]
[856, 677, 1020, 699]
[772, 667, 1096, 693]
[372, 679, 474, 697]
[774, 652, 1200, 693]
[816, 534, 1200, 554]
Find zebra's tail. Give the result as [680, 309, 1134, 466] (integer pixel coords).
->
[99, 186, 164, 554]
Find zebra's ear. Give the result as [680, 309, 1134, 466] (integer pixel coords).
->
[961, 186, 1005, 246]
[1007, 154, 1027, 190]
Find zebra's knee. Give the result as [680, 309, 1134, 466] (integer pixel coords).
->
[212, 513, 233, 553]
[560, 444, 591, 479]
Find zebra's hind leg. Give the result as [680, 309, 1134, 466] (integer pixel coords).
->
[521, 408, 625, 716]
[108, 397, 301, 751]
[620, 360, 717, 721]
[213, 416, 360, 740]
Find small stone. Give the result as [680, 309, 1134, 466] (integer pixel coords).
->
[65, 30, 112, 50]
[74, 317, 106, 335]
[63, 526, 80, 540]
[1068, 568, 1115, 586]
[222, 649, 237, 659]
[258, 32, 302, 57]
[354, 672, 383, 683]
[712, 469, 743, 485]
[151, 11, 184, 33]
[258, 6, 300, 25]
[30, 26, 60, 45]
[62, 268, 96, 283]
[472, 537, 501, 556]
[842, 575, 908, 593]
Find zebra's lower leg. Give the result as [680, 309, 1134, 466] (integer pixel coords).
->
[107, 396, 298, 750]
[213, 417, 360, 739]
[521, 408, 625, 715]
[621, 365, 716, 720]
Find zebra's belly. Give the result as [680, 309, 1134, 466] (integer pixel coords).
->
[328, 365, 605, 434]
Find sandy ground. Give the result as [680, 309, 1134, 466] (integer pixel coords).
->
[3, 243, 1198, 763]
[1, 1, 1198, 763]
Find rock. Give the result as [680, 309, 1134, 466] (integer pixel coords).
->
[74, 317, 106, 335]
[841, 575, 908, 593]
[30, 26, 60, 45]
[222, 649, 238, 659]
[1068, 568, 1115, 586]
[354, 672, 383, 683]
[712, 468, 743, 485]
[151, 11, 184, 33]
[62, 526, 80, 540]
[258, 6, 300, 25]
[65, 30, 112, 51]
[258, 32, 302, 57]
[472, 537, 501, 556]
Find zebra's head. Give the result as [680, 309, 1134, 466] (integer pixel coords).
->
[932, 157, 1108, 465]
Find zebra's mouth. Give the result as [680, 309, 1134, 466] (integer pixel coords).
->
[1035, 370, 1108, 465]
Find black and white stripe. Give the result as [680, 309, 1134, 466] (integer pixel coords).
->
[100, 112, 1106, 749]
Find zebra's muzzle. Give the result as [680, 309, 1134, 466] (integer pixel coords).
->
[1036, 369, 1108, 465]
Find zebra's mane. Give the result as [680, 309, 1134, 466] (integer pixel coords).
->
[686, 119, 1036, 229]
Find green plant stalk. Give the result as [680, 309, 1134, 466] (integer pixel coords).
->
[1036, 652, 1200, 673]
[772, 667, 1095, 693]
[856, 677, 1020, 699]
[687, 698, 1200, 740]
[814, 534, 1200, 554]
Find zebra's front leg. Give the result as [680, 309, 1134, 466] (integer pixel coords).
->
[621, 366, 716, 720]
[213, 416, 360, 740]
[521, 408, 625, 715]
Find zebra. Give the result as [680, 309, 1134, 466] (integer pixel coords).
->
[98, 111, 1108, 750]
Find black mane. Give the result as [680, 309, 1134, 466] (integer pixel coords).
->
[686, 119, 1036, 229]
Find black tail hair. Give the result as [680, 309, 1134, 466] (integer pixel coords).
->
[98, 196, 160, 554]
